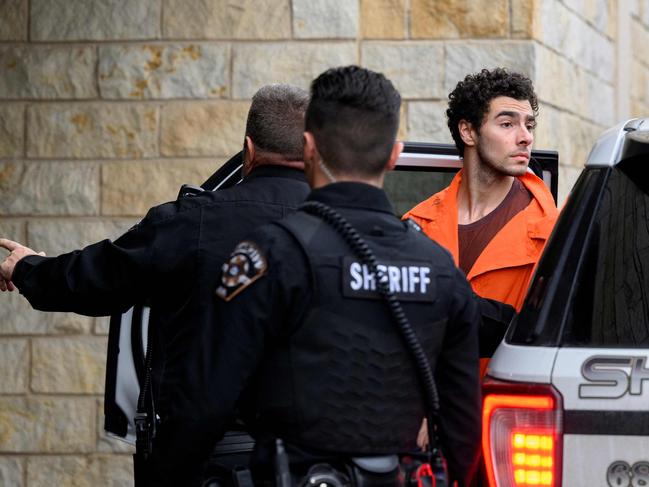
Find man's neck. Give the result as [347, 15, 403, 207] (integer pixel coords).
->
[310, 159, 385, 189]
[457, 155, 516, 225]
[244, 154, 305, 176]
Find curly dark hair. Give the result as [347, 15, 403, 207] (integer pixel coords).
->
[447, 68, 538, 156]
[306, 65, 401, 176]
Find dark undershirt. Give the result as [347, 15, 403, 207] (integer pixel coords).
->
[458, 178, 533, 276]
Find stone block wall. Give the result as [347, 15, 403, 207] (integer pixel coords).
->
[631, 1, 649, 118]
[0, 0, 645, 485]
[528, 0, 618, 197]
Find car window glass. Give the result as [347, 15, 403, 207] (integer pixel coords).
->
[384, 169, 455, 217]
[563, 159, 649, 347]
[509, 168, 605, 346]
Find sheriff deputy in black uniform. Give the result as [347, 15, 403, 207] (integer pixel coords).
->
[0, 84, 311, 485]
[207, 66, 482, 487]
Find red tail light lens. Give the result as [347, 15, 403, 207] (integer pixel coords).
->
[482, 380, 563, 487]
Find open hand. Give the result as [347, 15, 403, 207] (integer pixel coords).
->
[0, 238, 45, 292]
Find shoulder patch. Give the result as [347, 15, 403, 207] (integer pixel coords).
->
[216, 241, 267, 301]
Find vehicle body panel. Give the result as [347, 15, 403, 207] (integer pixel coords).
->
[553, 348, 649, 411]
[562, 435, 649, 486]
[488, 342, 557, 384]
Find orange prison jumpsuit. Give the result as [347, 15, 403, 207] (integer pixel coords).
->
[403, 170, 558, 375]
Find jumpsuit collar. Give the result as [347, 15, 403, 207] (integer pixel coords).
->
[307, 182, 396, 216]
[406, 170, 557, 277]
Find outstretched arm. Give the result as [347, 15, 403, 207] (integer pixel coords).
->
[477, 296, 516, 357]
[0, 201, 197, 316]
[0, 238, 45, 292]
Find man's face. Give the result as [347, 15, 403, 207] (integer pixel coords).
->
[472, 96, 536, 177]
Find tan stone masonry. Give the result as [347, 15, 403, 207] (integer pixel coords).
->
[0, 0, 646, 484]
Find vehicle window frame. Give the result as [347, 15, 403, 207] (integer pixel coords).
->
[560, 159, 649, 348]
[508, 167, 609, 346]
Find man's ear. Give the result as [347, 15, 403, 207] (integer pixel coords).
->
[385, 141, 404, 171]
[303, 132, 319, 165]
[243, 136, 255, 175]
[458, 120, 477, 148]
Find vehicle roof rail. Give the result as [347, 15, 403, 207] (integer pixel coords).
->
[586, 117, 649, 167]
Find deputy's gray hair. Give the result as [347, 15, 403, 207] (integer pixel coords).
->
[245, 84, 310, 161]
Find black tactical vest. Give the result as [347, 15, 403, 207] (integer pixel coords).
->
[248, 209, 457, 455]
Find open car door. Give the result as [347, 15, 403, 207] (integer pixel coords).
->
[104, 143, 559, 444]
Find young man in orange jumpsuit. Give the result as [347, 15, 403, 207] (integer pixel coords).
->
[404, 68, 558, 373]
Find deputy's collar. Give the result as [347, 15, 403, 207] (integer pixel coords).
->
[245, 164, 306, 182]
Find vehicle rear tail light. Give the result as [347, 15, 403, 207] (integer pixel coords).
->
[482, 379, 563, 487]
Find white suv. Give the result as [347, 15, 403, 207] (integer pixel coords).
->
[484, 118, 649, 487]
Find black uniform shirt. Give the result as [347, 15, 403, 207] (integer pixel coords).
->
[209, 182, 482, 486]
[11, 165, 310, 484]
